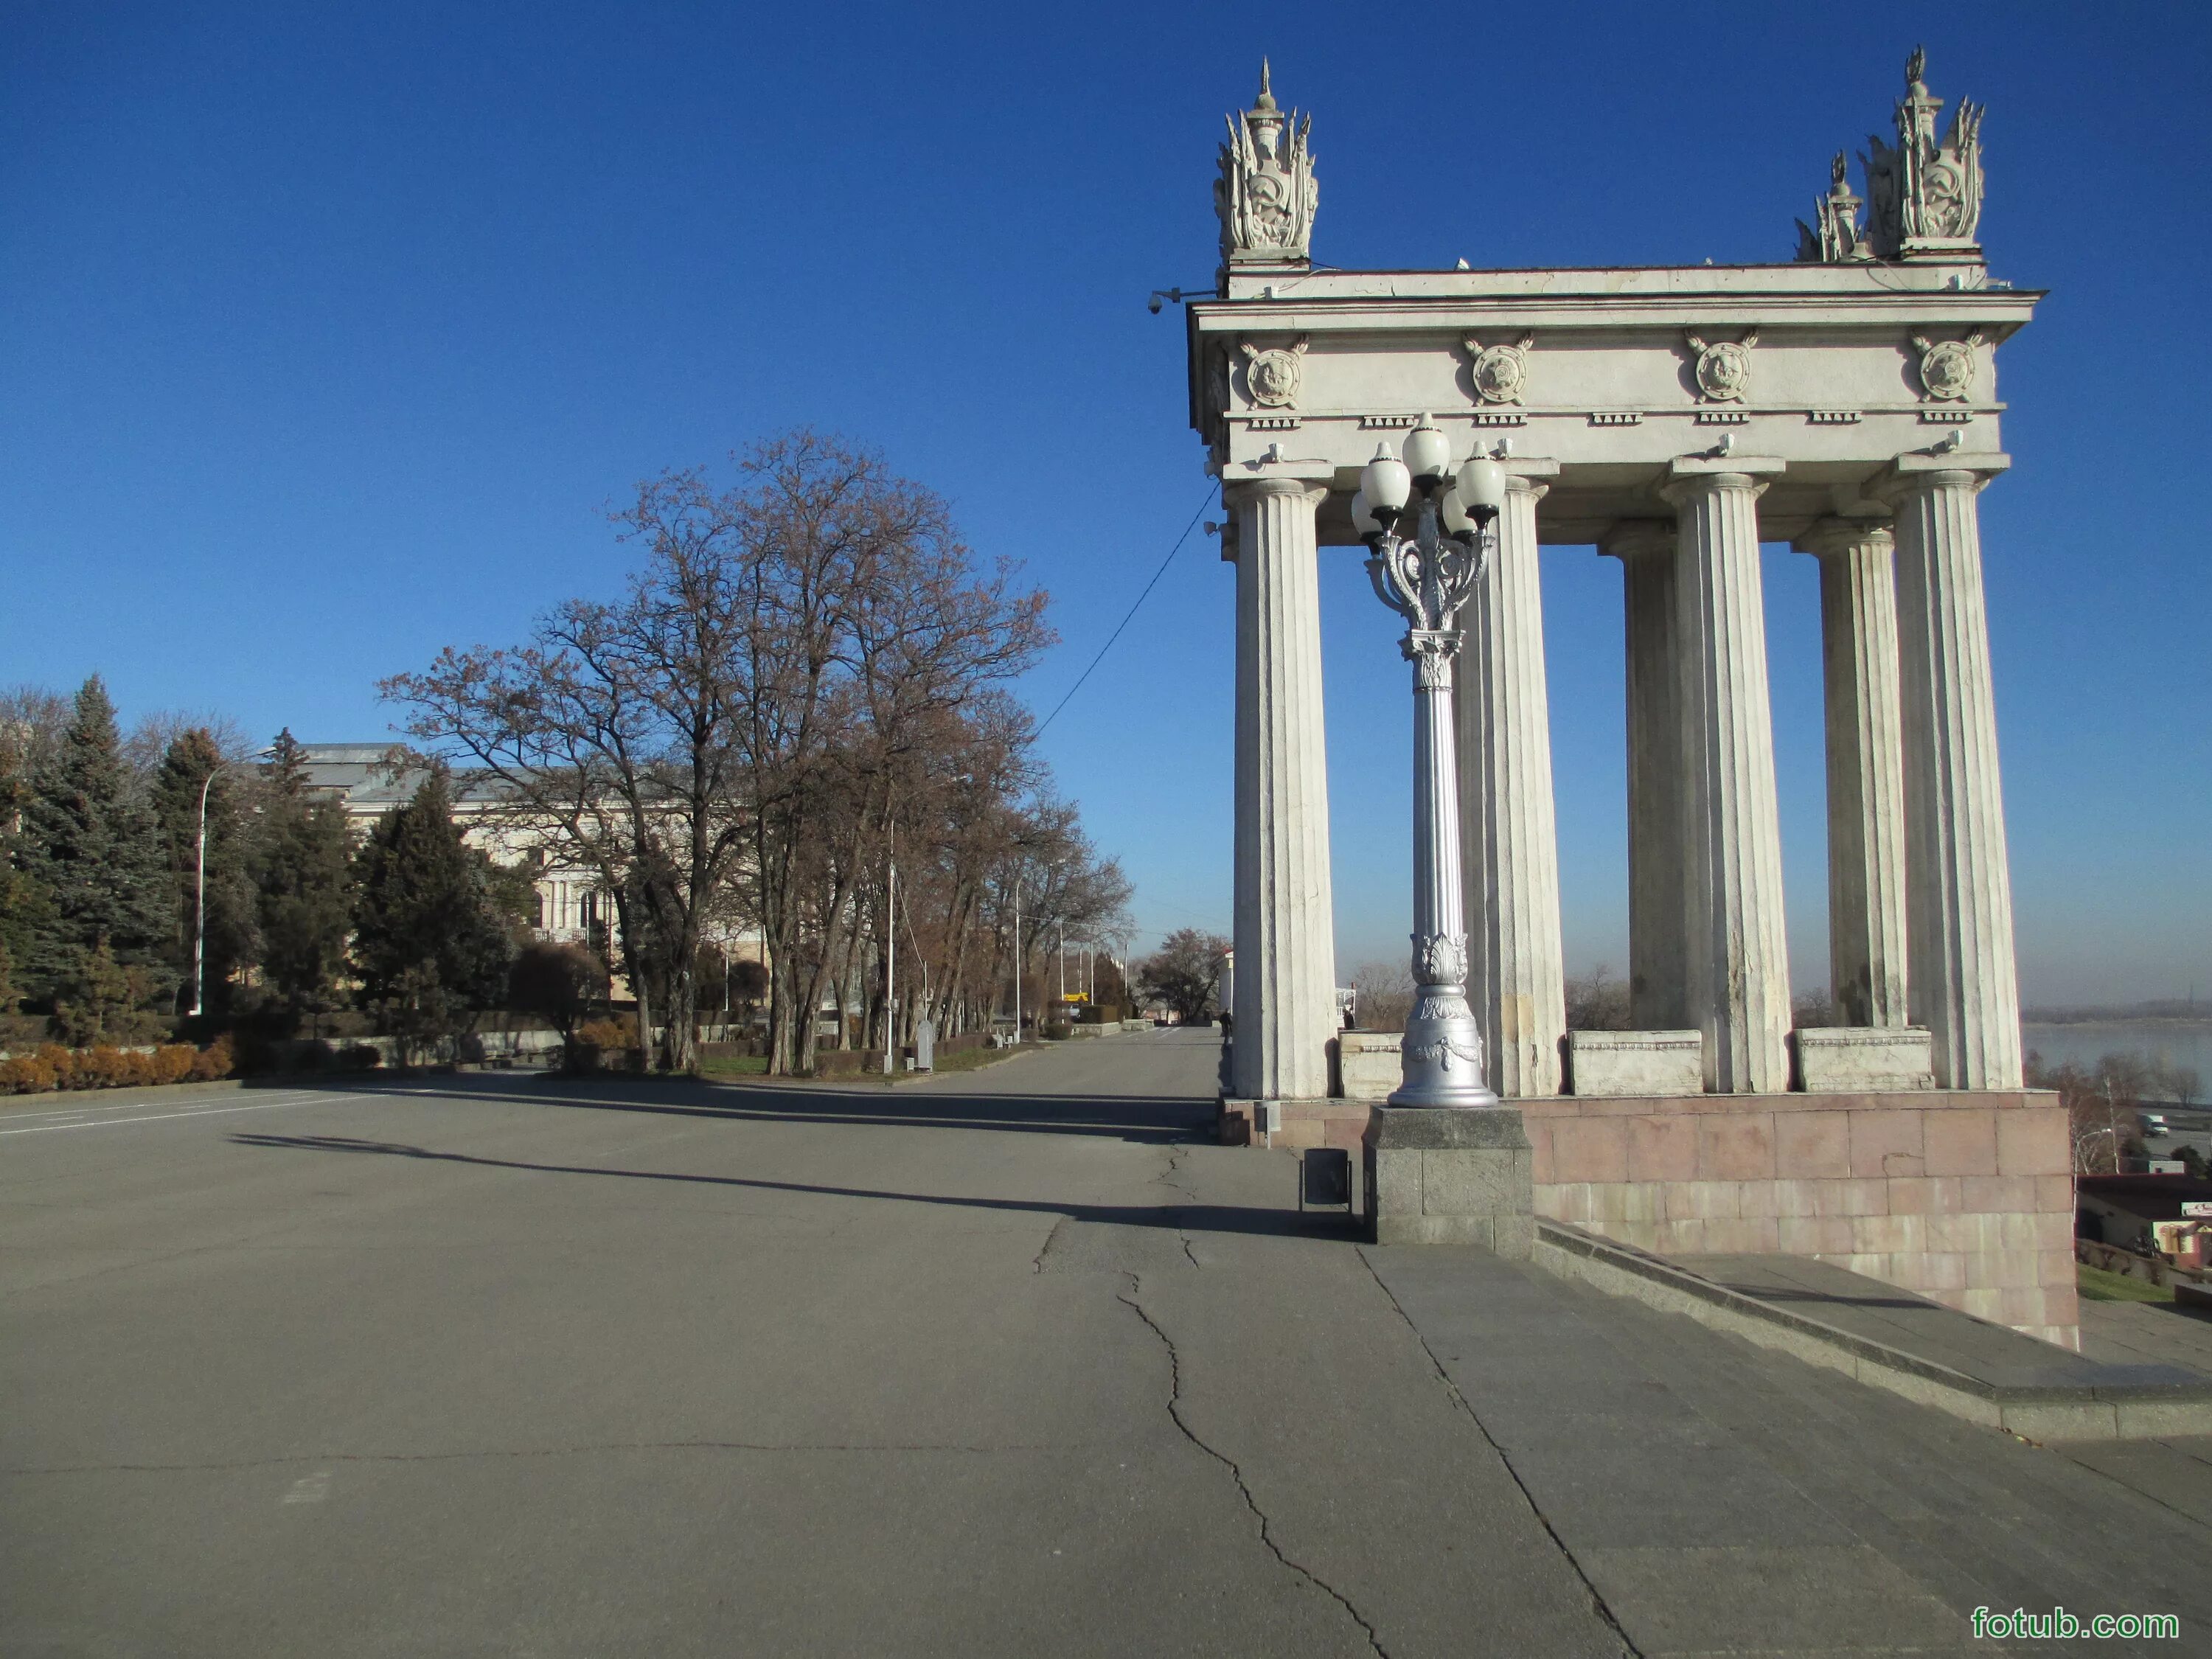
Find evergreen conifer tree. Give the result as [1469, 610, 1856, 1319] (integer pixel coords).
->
[254, 730, 355, 1015]
[0, 723, 56, 1014]
[152, 728, 261, 1015]
[350, 769, 515, 1046]
[20, 678, 173, 1012]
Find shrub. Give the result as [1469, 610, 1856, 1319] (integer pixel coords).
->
[575, 1014, 639, 1051]
[190, 1035, 237, 1082]
[337, 1043, 383, 1072]
[77, 1047, 126, 1088]
[0, 1051, 59, 1093]
[153, 1046, 197, 1084]
[38, 1044, 79, 1089]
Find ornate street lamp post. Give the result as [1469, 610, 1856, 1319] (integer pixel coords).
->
[1353, 416, 1509, 1107]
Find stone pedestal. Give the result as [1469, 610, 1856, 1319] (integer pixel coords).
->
[1566, 1029, 1705, 1097]
[1227, 479, 1339, 1104]
[1364, 1107, 1535, 1256]
[1337, 1030, 1402, 1102]
[1792, 1026, 1935, 1091]
[1458, 464, 1568, 1097]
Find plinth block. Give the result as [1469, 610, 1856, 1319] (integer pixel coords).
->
[1364, 1105, 1535, 1257]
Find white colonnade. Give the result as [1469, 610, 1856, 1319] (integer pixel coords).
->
[1217, 444, 2027, 1103]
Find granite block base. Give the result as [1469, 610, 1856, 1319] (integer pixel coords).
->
[1364, 1105, 1535, 1258]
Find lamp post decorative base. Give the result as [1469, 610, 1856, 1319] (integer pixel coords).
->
[1389, 934, 1499, 1107]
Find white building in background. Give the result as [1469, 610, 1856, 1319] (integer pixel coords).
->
[289, 743, 763, 969]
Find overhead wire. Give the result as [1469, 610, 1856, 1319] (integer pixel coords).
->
[1033, 487, 1217, 737]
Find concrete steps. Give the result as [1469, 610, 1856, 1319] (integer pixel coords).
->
[1534, 1218, 2212, 1441]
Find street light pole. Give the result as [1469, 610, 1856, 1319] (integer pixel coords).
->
[1012, 870, 1022, 1045]
[1354, 414, 1509, 1108]
[191, 770, 215, 1019]
[883, 854, 897, 1076]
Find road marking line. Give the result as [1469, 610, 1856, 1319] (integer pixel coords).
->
[282, 1472, 331, 1504]
[0, 1094, 333, 1136]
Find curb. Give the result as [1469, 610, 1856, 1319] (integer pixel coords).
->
[0, 1078, 253, 1116]
[689, 1041, 1050, 1091]
[1531, 1218, 2212, 1443]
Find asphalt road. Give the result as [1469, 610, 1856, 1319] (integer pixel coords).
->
[8, 1032, 2211, 1657]
[0, 1033, 1621, 1659]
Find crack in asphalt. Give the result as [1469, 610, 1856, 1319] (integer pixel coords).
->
[1357, 1249, 1644, 1659]
[4, 1439, 1073, 1477]
[1151, 1145, 1202, 1267]
[1118, 1276, 1389, 1659]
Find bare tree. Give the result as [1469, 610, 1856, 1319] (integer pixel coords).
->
[1347, 959, 1414, 1033]
[1138, 928, 1229, 1026]
[718, 432, 1050, 1074]
[386, 431, 1051, 1077]
[1564, 964, 1632, 1032]
[384, 472, 765, 1073]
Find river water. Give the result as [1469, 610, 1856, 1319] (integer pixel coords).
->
[2020, 1020, 2212, 1093]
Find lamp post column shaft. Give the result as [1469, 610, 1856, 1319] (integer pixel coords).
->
[192, 773, 212, 1020]
[1391, 627, 1496, 1107]
[1411, 640, 1464, 981]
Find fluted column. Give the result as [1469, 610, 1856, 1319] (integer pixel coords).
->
[1600, 521, 1686, 1030]
[1228, 479, 1338, 1102]
[1458, 463, 1566, 1097]
[1795, 518, 1909, 1027]
[1661, 458, 1791, 1093]
[1882, 457, 2023, 1088]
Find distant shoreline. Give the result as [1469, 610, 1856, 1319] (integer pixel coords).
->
[2021, 1010, 2212, 1027]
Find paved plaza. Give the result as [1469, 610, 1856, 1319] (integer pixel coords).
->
[4, 1032, 2208, 1656]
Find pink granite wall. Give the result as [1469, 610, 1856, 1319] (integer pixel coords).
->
[1218, 1099, 1369, 1150]
[1520, 1090, 2079, 1348]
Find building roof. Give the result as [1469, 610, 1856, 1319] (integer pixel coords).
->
[285, 743, 506, 814]
[2077, 1174, 2212, 1222]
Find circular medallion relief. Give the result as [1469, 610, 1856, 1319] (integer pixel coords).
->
[1694, 340, 1753, 403]
[1916, 336, 1976, 401]
[1470, 343, 1528, 405]
[1240, 340, 1307, 408]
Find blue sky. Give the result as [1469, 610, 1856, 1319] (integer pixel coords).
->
[3, 3, 2206, 1006]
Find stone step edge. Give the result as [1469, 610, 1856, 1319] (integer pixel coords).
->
[1530, 1218, 2212, 1444]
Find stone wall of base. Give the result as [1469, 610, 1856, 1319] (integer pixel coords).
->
[1218, 1097, 1370, 1150]
[1220, 1087, 2079, 1349]
[1520, 1089, 2079, 1349]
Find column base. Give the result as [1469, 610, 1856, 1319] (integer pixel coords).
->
[1363, 1105, 1534, 1257]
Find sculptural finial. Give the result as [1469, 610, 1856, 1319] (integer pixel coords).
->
[1831, 150, 1848, 189]
[1815, 49, 1983, 260]
[1215, 63, 1318, 267]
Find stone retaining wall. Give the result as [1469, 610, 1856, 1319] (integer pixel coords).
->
[1220, 1087, 2079, 1348]
[1522, 1088, 2077, 1348]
